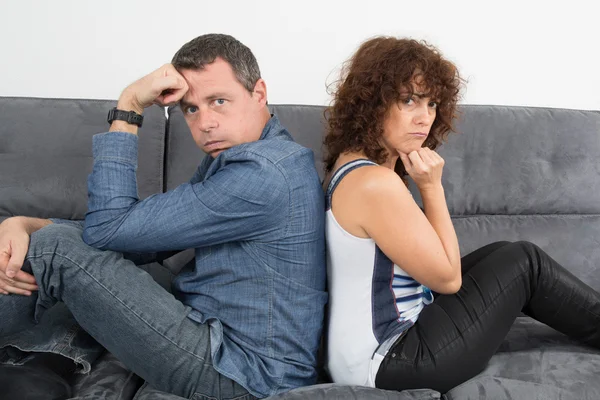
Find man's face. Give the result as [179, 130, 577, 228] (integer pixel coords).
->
[179, 58, 268, 158]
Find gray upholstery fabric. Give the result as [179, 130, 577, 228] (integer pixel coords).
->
[445, 317, 600, 400]
[129, 383, 439, 400]
[438, 106, 600, 215]
[451, 214, 600, 292]
[265, 385, 440, 400]
[0, 97, 167, 220]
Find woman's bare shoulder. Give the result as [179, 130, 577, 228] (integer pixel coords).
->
[350, 164, 407, 197]
[326, 154, 408, 200]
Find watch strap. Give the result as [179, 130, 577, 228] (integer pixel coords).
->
[107, 108, 144, 127]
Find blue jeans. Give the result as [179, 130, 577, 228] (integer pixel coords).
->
[0, 224, 255, 400]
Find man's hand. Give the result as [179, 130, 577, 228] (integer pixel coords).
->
[399, 148, 445, 192]
[117, 64, 189, 115]
[0, 217, 47, 296]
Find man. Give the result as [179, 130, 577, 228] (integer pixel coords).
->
[0, 34, 327, 399]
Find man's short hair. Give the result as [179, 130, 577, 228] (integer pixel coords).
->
[172, 33, 261, 93]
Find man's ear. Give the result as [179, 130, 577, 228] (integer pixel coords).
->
[252, 79, 268, 107]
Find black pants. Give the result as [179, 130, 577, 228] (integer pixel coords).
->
[375, 241, 600, 393]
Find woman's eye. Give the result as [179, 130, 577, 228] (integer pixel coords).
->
[429, 101, 438, 109]
[404, 97, 414, 105]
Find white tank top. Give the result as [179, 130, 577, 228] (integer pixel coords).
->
[325, 159, 434, 386]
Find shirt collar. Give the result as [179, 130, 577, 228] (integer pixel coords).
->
[259, 114, 284, 141]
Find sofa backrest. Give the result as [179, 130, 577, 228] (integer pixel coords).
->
[0, 97, 167, 222]
[1, 97, 598, 291]
[165, 104, 600, 291]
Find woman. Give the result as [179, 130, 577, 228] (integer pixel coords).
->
[323, 36, 600, 392]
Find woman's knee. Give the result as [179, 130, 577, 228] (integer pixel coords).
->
[490, 240, 512, 247]
[501, 241, 549, 278]
[512, 240, 543, 256]
[485, 240, 513, 251]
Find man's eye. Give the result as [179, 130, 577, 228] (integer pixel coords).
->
[215, 99, 226, 106]
[185, 106, 198, 114]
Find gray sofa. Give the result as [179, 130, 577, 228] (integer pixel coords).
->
[1, 96, 599, 400]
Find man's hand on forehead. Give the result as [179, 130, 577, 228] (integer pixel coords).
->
[118, 64, 189, 114]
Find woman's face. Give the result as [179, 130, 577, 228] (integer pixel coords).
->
[381, 85, 438, 158]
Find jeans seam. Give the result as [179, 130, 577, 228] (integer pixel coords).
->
[28, 251, 208, 363]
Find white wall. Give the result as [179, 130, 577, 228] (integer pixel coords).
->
[1, 0, 598, 110]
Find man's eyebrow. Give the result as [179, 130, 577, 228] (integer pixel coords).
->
[180, 93, 231, 108]
[205, 92, 229, 100]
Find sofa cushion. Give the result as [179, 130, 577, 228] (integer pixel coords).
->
[437, 106, 600, 216]
[445, 317, 600, 400]
[264, 384, 440, 400]
[130, 383, 440, 400]
[0, 97, 167, 220]
[451, 214, 600, 292]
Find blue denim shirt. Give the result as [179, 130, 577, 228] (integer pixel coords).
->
[82, 116, 327, 398]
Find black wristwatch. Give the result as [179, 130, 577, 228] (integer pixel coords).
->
[107, 108, 144, 127]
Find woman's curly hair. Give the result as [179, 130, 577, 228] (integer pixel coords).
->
[324, 37, 464, 178]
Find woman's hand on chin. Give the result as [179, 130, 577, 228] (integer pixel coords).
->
[399, 148, 445, 191]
